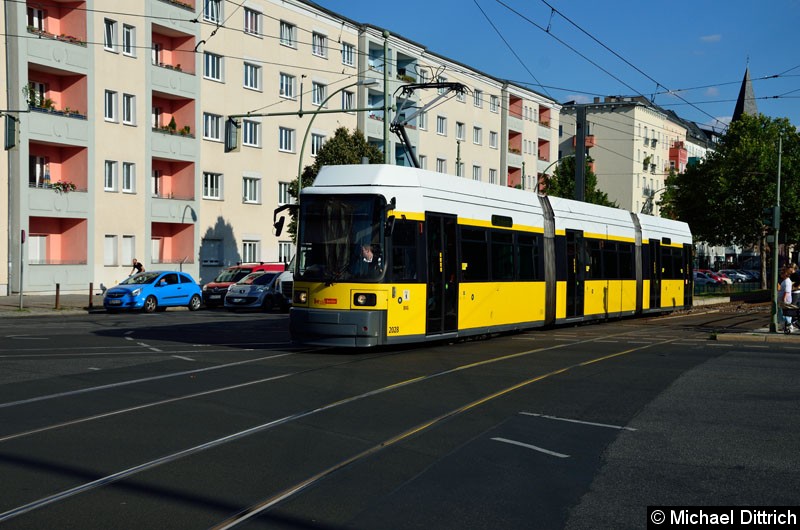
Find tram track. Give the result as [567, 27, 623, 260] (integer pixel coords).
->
[0, 329, 679, 525]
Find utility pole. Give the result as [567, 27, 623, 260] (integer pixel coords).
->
[574, 105, 587, 202]
[383, 30, 390, 163]
[770, 133, 783, 332]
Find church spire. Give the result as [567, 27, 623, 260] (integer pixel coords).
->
[732, 67, 758, 121]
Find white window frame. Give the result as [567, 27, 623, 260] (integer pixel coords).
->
[243, 62, 261, 91]
[418, 155, 427, 170]
[455, 122, 465, 141]
[279, 21, 296, 48]
[104, 90, 118, 122]
[204, 52, 223, 81]
[244, 8, 261, 36]
[312, 82, 327, 107]
[311, 133, 325, 156]
[490, 131, 498, 149]
[489, 168, 497, 184]
[472, 165, 482, 181]
[122, 93, 135, 125]
[242, 240, 260, 262]
[278, 181, 292, 205]
[436, 116, 447, 136]
[242, 119, 260, 147]
[436, 158, 446, 173]
[203, 113, 222, 141]
[279, 73, 296, 99]
[27, 7, 45, 31]
[312, 32, 327, 58]
[473, 126, 482, 145]
[279, 126, 295, 152]
[104, 19, 117, 52]
[122, 24, 135, 56]
[278, 241, 293, 263]
[122, 235, 135, 267]
[242, 176, 261, 204]
[204, 0, 222, 23]
[341, 90, 355, 112]
[418, 111, 427, 130]
[341, 42, 355, 66]
[203, 172, 223, 200]
[473, 89, 483, 108]
[122, 162, 135, 193]
[104, 160, 118, 191]
[490, 95, 499, 113]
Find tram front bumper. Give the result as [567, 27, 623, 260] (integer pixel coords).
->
[290, 308, 386, 348]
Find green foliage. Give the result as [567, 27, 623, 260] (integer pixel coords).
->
[285, 127, 384, 240]
[547, 156, 618, 208]
[661, 114, 800, 249]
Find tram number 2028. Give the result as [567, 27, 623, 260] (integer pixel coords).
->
[388, 326, 400, 334]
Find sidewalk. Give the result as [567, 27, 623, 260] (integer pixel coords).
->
[0, 292, 105, 318]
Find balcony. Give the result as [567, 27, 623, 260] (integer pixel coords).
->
[151, 222, 195, 265]
[25, 1, 89, 71]
[157, 0, 195, 10]
[27, 216, 88, 265]
[571, 135, 596, 149]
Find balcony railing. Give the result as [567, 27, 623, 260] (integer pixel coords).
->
[27, 27, 87, 47]
[152, 192, 195, 201]
[157, 0, 195, 10]
[30, 259, 88, 265]
[29, 182, 88, 193]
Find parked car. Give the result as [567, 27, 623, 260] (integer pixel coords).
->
[224, 271, 290, 311]
[719, 269, 748, 282]
[104, 271, 202, 313]
[202, 262, 287, 307]
[694, 271, 721, 286]
[697, 269, 730, 284]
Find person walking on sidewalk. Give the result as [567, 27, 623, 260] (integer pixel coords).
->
[778, 266, 795, 333]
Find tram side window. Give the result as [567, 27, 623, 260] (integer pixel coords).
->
[603, 241, 620, 280]
[517, 234, 544, 281]
[662, 248, 683, 279]
[587, 240, 603, 280]
[390, 220, 420, 282]
[619, 242, 634, 279]
[491, 231, 514, 281]
[460, 228, 488, 281]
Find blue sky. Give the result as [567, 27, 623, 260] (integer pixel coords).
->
[321, 0, 800, 131]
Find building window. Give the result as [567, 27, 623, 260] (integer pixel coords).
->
[122, 235, 135, 267]
[203, 113, 222, 141]
[489, 168, 497, 184]
[455, 122, 465, 141]
[122, 162, 135, 193]
[456, 162, 464, 177]
[203, 172, 223, 199]
[122, 25, 135, 56]
[418, 111, 427, 130]
[242, 120, 260, 147]
[242, 176, 260, 203]
[244, 8, 261, 36]
[204, 0, 221, 23]
[104, 235, 118, 266]
[242, 240, 260, 262]
[122, 94, 135, 125]
[27, 7, 45, 31]
[204, 52, 223, 81]
[311, 133, 325, 156]
[474, 89, 483, 107]
[104, 90, 117, 122]
[312, 82, 327, 106]
[278, 241, 293, 263]
[152, 169, 162, 197]
[279, 127, 295, 152]
[312, 33, 327, 58]
[278, 181, 292, 204]
[103, 19, 117, 52]
[490, 131, 498, 149]
[244, 62, 261, 90]
[437, 76, 448, 95]
[490, 95, 499, 113]
[280, 21, 296, 48]
[279, 73, 295, 99]
[436, 116, 447, 136]
[436, 158, 446, 173]
[341, 90, 354, 111]
[104, 160, 117, 191]
[472, 165, 482, 181]
[341, 43, 355, 66]
[418, 155, 427, 169]
[473, 127, 483, 145]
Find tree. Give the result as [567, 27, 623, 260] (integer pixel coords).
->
[546, 156, 618, 208]
[285, 127, 384, 240]
[661, 114, 800, 286]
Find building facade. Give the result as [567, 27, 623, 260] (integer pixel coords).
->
[1, 0, 559, 294]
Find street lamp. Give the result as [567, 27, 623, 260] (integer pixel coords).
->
[539, 154, 575, 193]
[297, 78, 379, 192]
[641, 187, 669, 215]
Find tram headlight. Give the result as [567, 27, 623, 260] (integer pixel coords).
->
[353, 293, 377, 307]
[294, 290, 308, 304]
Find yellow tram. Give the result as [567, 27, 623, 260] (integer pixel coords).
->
[286, 165, 692, 347]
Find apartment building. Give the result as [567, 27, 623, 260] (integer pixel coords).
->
[1, 0, 560, 294]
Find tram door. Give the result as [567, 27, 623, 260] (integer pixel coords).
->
[649, 239, 662, 309]
[426, 213, 458, 335]
[566, 229, 585, 318]
[683, 243, 693, 308]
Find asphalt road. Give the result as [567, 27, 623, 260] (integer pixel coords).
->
[0, 306, 797, 529]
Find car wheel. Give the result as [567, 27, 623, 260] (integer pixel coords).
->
[261, 296, 274, 311]
[188, 294, 202, 311]
[143, 295, 158, 313]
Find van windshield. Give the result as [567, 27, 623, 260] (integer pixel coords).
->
[214, 268, 253, 283]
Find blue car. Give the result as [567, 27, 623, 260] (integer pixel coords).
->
[104, 271, 203, 313]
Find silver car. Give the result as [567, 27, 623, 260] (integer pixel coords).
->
[224, 271, 285, 311]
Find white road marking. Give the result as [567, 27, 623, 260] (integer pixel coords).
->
[172, 355, 194, 361]
[520, 412, 637, 431]
[491, 437, 569, 458]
